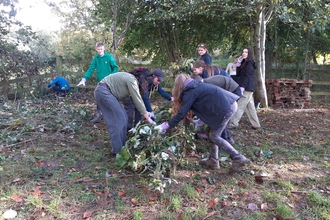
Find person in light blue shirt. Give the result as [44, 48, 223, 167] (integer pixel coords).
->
[47, 73, 70, 96]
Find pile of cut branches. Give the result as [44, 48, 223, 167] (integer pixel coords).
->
[116, 109, 198, 192]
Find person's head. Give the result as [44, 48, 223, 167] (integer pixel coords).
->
[197, 43, 208, 56]
[151, 69, 164, 86]
[171, 74, 191, 115]
[95, 42, 105, 57]
[129, 67, 152, 96]
[52, 73, 58, 79]
[190, 74, 203, 82]
[193, 60, 207, 75]
[234, 56, 239, 64]
[242, 48, 254, 60]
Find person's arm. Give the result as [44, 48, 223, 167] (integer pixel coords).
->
[157, 85, 171, 101]
[47, 78, 58, 87]
[226, 63, 231, 73]
[240, 62, 254, 88]
[83, 57, 97, 80]
[204, 54, 212, 65]
[142, 91, 153, 112]
[109, 55, 119, 73]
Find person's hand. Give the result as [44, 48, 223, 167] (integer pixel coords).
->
[77, 78, 86, 86]
[171, 97, 174, 102]
[240, 87, 245, 94]
[146, 117, 156, 125]
[193, 119, 203, 130]
[236, 56, 243, 67]
[148, 111, 156, 120]
[154, 122, 170, 133]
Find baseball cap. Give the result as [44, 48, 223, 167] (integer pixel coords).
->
[152, 69, 164, 82]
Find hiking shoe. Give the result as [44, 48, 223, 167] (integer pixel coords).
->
[229, 154, 250, 173]
[227, 137, 235, 145]
[194, 132, 208, 139]
[90, 114, 102, 123]
[199, 158, 220, 170]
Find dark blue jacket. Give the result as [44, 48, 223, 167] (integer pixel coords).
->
[200, 53, 212, 65]
[143, 84, 171, 112]
[200, 67, 231, 79]
[237, 59, 257, 92]
[168, 79, 239, 130]
[47, 76, 70, 91]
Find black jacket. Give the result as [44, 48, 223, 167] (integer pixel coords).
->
[168, 79, 239, 130]
[237, 59, 257, 92]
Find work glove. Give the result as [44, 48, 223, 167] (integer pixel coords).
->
[193, 119, 203, 130]
[146, 117, 156, 125]
[240, 87, 245, 94]
[236, 56, 243, 67]
[77, 78, 86, 86]
[171, 97, 174, 102]
[154, 122, 170, 133]
[148, 111, 156, 120]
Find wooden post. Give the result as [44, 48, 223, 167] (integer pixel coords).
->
[56, 56, 63, 75]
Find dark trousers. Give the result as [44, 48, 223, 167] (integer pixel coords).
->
[208, 102, 239, 159]
[94, 83, 127, 154]
[122, 97, 141, 131]
[52, 86, 69, 94]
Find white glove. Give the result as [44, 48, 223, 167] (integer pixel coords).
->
[77, 78, 86, 86]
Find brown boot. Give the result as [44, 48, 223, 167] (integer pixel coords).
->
[90, 113, 102, 123]
[229, 154, 250, 173]
[199, 158, 220, 170]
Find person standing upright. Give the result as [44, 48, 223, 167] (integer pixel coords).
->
[197, 43, 212, 65]
[228, 48, 261, 129]
[226, 56, 240, 84]
[77, 42, 119, 122]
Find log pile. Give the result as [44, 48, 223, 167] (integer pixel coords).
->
[266, 79, 312, 108]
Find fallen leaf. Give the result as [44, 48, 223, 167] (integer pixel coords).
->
[209, 199, 215, 209]
[202, 179, 208, 185]
[149, 197, 156, 201]
[195, 187, 203, 193]
[205, 211, 216, 218]
[118, 190, 126, 197]
[222, 200, 228, 206]
[261, 203, 268, 211]
[254, 175, 264, 184]
[11, 194, 23, 203]
[206, 187, 214, 194]
[177, 213, 183, 220]
[32, 186, 44, 196]
[83, 211, 93, 218]
[131, 198, 138, 205]
[12, 178, 20, 183]
[83, 177, 92, 182]
[287, 203, 295, 209]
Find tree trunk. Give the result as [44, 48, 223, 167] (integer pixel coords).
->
[254, 2, 274, 108]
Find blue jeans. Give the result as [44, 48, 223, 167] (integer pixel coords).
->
[52, 85, 69, 94]
[94, 83, 127, 154]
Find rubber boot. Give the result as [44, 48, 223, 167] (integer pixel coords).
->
[229, 154, 250, 173]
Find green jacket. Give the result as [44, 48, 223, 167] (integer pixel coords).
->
[83, 52, 119, 82]
[101, 72, 147, 116]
